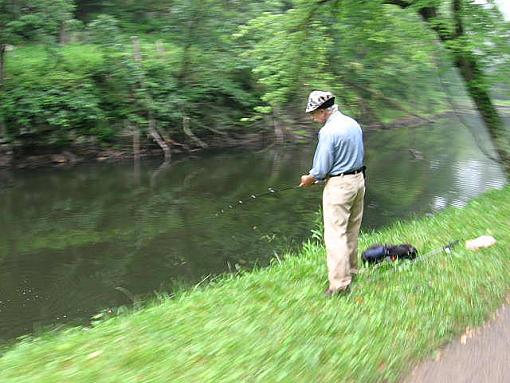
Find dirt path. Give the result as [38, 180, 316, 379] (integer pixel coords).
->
[403, 302, 510, 383]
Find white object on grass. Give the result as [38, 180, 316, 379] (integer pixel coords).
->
[465, 235, 497, 251]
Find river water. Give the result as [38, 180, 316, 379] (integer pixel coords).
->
[0, 114, 507, 343]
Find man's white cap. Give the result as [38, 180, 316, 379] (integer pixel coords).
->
[305, 90, 335, 113]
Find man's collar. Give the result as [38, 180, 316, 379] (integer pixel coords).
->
[324, 108, 340, 125]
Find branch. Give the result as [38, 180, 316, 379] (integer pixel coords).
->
[148, 116, 171, 163]
[383, 0, 412, 8]
[452, 0, 464, 38]
[385, 1, 456, 42]
[341, 78, 434, 123]
[182, 115, 208, 149]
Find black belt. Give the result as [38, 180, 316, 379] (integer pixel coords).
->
[329, 166, 366, 177]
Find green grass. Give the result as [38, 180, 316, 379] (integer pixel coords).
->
[0, 186, 509, 382]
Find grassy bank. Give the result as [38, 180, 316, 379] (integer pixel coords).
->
[1, 186, 509, 382]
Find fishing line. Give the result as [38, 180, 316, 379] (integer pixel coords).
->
[214, 184, 301, 216]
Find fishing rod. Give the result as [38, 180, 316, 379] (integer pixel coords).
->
[215, 184, 301, 216]
[420, 240, 460, 259]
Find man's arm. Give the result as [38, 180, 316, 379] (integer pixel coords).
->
[300, 131, 334, 187]
[309, 132, 334, 180]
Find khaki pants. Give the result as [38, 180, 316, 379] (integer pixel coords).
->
[323, 172, 365, 291]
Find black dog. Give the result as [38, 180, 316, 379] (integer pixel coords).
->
[362, 244, 418, 264]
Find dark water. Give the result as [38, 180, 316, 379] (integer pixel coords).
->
[0, 115, 507, 343]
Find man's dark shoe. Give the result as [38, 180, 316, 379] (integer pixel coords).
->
[324, 285, 351, 297]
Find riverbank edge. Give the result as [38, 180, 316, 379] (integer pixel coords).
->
[0, 109, 463, 170]
[0, 186, 508, 382]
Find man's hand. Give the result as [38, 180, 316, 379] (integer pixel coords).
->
[299, 174, 316, 187]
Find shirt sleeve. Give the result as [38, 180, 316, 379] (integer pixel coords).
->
[309, 132, 335, 181]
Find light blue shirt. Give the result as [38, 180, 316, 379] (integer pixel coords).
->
[309, 109, 364, 181]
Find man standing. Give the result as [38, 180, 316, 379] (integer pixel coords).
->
[299, 90, 365, 296]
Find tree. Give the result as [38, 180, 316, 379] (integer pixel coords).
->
[0, 1, 20, 85]
[160, 0, 262, 141]
[0, 0, 75, 84]
[239, 0, 442, 126]
[242, 0, 509, 165]
[382, 0, 510, 170]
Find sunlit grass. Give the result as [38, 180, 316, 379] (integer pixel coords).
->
[0, 186, 508, 382]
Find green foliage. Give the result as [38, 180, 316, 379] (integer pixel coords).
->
[237, 0, 447, 119]
[1, 0, 509, 152]
[0, 0, 75, 43]
[89, 0, 171, 31]
[2, 68, 104, 147]
[461, 0, 510, 87]
[86, 14, 121, 46]
[238, 3, 335, 113]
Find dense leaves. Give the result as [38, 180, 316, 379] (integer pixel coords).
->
[3, 71, 104, 147]
[0, 0, 508, 154]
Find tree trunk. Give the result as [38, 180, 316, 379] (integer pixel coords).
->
[131, 36, 142, 62]
[272, 111, 285, 145]
[454, 52, 510, 170]
[132, 123, 140, 161]
[182, 114, 208, 149]
[384, 0, 510, 171]
[177, 1, 204, 85]
[0, 43, 5, 85]
[59, 22, 69, 45]
[131, 122, 141, 183]
[0, 43, 5, 142]
[148, 117, 171, 163]
[130, 36, 172, 163]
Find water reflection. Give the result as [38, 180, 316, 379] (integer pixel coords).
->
[0, 115, 506, 342]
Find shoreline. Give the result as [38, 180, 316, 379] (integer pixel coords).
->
[0, 133, 273, 170]
[0, 110, 465, 170]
